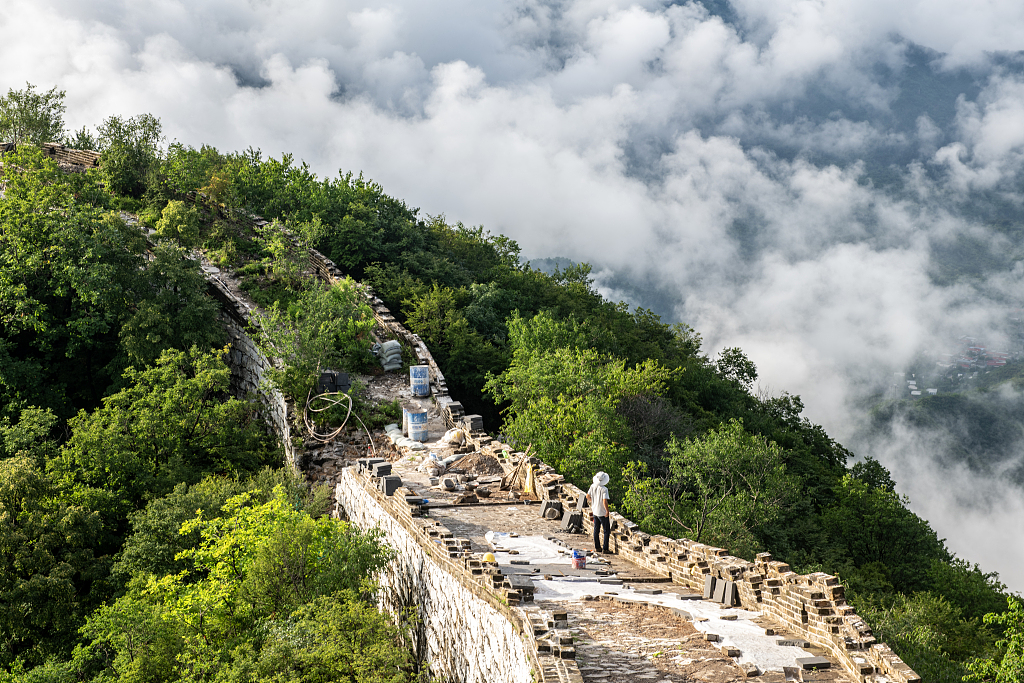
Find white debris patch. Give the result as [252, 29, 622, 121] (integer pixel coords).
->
[533, 578, 817, 672]
[484, 532, 572, 565]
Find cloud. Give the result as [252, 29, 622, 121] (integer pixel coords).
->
[863, 415, 1024, 587]
[3, 0, 1024, 586]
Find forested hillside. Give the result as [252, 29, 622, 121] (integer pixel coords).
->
[0, 85, 1021, 682]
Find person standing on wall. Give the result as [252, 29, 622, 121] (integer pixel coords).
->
[587, 471, 611, 554]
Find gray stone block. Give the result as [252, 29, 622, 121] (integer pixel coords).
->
[507, 574, 535, 590]
[703, 575, 717, 599]
[723, 580, 739, 606]
[778, 639, 811, 647]
[795, 657, 831, 670]
[539, 499, 563, 520]
[712, 578, 727, 603]
[380, 475, 402, 497]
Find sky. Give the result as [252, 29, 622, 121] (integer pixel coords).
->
[2, 0, 1023, 587]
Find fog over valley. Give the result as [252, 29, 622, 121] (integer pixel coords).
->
[3, 0, 1023, 587]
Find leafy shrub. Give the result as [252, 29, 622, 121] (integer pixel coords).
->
[255, 279, 376, 402]
[154, 200, 200, 247]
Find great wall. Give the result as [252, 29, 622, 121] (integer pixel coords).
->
[203, 216, 921, 683]
[3, 144, 921, 683]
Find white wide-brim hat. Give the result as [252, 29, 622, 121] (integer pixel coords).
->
[593, 472, 609, 486]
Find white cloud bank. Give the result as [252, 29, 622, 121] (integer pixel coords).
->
[2, 0, 1023, 586]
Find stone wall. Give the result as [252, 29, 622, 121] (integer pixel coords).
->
[188, 199, 916, 683]
[0, 142, 100, 172]
[203, 270, 301, 469]
[335, 467, 547, 683]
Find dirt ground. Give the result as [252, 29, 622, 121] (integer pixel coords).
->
[447, 451, 506, 475]
[553, 600, 754, 683]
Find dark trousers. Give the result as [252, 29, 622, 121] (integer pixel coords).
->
[593, 515, 610, 553]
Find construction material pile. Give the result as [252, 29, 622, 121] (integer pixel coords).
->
[373, 340, 403, 371]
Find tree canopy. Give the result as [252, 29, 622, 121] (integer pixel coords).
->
[0, 83, 66, 145]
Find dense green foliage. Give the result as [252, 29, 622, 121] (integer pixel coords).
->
[621, 419, 799, 559]
[253, 278, 376, 403]
[0, 147, 224, 420]
[96, 113, 163, 199]
[0, 100, 413, 681]
[2, 90, 1019, 681]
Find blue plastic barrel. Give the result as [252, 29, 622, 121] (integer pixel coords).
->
[410, 365, 430, 397]
[408, 408, 428, 442]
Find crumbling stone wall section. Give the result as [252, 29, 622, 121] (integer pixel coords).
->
[335, 467, 545, 683]
[0, 142, 100, 172]
[550, 478, 920, 683]
[203, 270, 301, 469]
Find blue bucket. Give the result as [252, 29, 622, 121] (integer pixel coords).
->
[408, 408, 428, 442]
[410, 365, 430, 397]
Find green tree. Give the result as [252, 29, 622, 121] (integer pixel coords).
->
[67, 126, 98, 151]
[0, 457, 111, 668]
[255, 219, 307, 287]
[223, 594, 414, 683]
[0, 407, 58, 468]
[622, 418, 798, 557]
[51, 346, 277, 549]
[0, 83, 66, 145]
[405, 284, 506, 402]
[485, 311, 676, 489]
[120, 242, 224, 367]
[0, 146, 145, 418]
[96, 114, 162, 198]
[154, 200, 201, 247]
[965, 596, 1024, 683]
[114, 469, 331, 584]
[821, 475, 948, 594]
[79, 487, 396, 682]
[857, 592, 992, 683]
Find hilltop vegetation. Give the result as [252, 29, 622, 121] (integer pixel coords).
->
[0, 85, 1022, 682]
